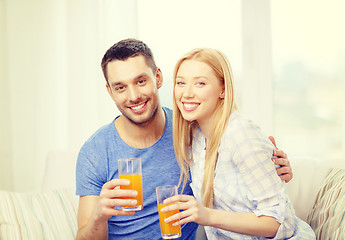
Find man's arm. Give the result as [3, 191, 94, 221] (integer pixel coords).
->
[76, 179, 137, 240]
[77, 195, 108, 240]
[269, 136, 293, 183]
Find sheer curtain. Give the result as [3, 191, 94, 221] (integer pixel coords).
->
[271, 0, 345, 158]
[0, 0, 137, 191]
[0, 0, 271, 191]
[2, 0, 343, 192]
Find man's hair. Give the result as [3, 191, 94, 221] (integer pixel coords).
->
[101, 38, 157, 84]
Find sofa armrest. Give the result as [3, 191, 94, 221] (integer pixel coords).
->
[0, 187, 78, 240]
[286, 156, 345, 221]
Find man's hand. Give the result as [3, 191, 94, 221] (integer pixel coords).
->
[268, 136, 293, 183]
[95, 179, 137, 220]
[76, 179, 138, 239]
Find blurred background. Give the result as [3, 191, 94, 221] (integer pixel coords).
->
[1, 0, 344, 192]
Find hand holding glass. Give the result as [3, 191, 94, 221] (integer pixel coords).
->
[118, 158, 143, 211]
[156, 185, 181, 239]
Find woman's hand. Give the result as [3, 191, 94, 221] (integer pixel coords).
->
[160, 194, 210, 226]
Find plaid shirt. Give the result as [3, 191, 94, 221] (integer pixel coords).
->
[189, 111, 315, 240]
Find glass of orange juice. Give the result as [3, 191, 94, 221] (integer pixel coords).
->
[156, 185, 181, 239]
[118, 158, 143, 211]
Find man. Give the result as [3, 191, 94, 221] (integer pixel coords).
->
[75, 38, 292, 239]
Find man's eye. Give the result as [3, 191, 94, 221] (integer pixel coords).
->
[138, 79, 146, 85]
[115, 86, 125, 91]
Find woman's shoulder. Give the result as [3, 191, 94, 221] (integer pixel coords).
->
[225, 111, 262, 135]
[222, 111, 270, 149]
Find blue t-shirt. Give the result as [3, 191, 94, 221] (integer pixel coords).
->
[76, 107, 198, 240]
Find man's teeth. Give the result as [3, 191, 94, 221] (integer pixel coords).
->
[131, 103, 145, 110]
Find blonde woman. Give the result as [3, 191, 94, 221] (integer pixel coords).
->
[162, 48, 315, 239]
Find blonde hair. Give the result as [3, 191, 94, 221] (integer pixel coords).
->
[173, 48, 237, 208]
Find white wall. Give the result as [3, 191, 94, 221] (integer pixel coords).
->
[1, 0, 137, 191]
[1, 0, 344, 192]
[0, 0, 14, 191]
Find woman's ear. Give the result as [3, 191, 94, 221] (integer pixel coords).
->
[219, 87, 225, 99]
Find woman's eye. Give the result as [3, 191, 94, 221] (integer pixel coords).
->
[176, 81, 185, 85]
[195, 82, 205, 86]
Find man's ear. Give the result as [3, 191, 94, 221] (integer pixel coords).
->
[106, 83, 114, 100]
[156, 68, 163, 89]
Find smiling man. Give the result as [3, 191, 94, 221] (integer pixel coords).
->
[75, 38, 292, 240]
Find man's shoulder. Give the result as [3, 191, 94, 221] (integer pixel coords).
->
[162, 106, 173, 117]
[82, 120, 116, 148]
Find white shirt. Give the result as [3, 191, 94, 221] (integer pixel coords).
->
[189, 111, 315, 239]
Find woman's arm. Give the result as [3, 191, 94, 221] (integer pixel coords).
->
[162, 195, 280, 238]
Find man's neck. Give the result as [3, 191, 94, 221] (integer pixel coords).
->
[115, 107, 166, 149]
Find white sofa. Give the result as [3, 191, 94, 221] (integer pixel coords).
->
[1, 151, 344, 239]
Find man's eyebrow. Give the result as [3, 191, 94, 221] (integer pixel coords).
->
[110, 81, 122, 88]
[110, 73, 150, 88]
[134, 73, 150, 81]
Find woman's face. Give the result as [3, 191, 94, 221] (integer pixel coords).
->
[174, 59, 224, 127]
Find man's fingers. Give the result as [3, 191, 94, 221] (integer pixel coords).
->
[103, 179, 130, 190]
[102, 207, 136, 217]
[276, 166, 289, 175]
[278, 173, 293, 183]
[273, 149, 287, 159]
[100, 188, 137, 200]
[273, 157, 289, 167]
[268, 136, 277, 148]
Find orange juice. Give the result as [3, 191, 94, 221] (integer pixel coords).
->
[119, 174, 143, 209]
[158, 203, 181, 236]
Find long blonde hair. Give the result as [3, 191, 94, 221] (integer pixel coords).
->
[173, 48, 237, 208]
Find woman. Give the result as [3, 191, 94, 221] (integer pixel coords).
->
[162, 48, 315, 239]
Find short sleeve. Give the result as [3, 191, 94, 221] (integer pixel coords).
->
[76, 143, 107, 196]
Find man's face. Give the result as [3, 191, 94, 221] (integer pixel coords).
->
[106, 55, 163, 126]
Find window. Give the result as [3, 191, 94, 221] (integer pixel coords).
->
[137, 0, 242, 108]
[271, 0, 345, 158]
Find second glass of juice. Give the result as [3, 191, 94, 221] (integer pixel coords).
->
[118, 157, 143, 211]
[156, 185, 181, 239]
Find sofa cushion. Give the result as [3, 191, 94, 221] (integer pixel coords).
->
[0, 187, 78, 240]
[286, 157, 345, 221]
[307, 168, 345, 239]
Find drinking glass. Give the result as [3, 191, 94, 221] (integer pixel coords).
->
[156, 185, 181, 239]
[118, 157, 143, 211]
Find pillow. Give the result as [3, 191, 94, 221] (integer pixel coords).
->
[307, 168, 345, 239]
[0, 187, 78, 240]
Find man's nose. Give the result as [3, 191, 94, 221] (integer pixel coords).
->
[128, 86, 140, 102]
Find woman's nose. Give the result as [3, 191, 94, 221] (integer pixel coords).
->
[182, 84, 194, 98]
